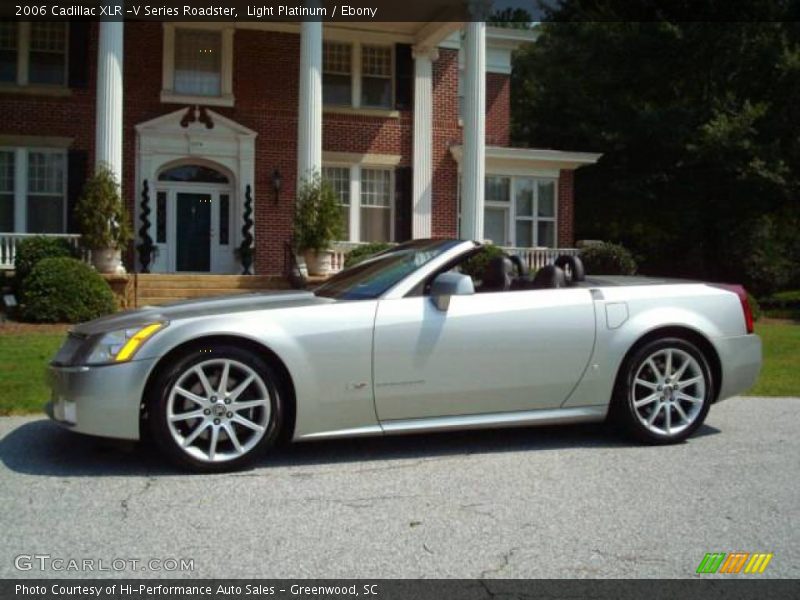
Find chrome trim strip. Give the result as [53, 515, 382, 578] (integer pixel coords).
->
[295, 424, 384, 441]
[380, 406, 607, 435]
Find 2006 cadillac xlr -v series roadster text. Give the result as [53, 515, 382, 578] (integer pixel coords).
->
[46, 240, 762, 471]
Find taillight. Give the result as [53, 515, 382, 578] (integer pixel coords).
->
[711, 284, 754, 334]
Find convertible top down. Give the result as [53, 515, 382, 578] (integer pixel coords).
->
[46, 239, 762, 471]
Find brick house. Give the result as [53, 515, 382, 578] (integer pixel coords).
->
[0, 20, 599, 276]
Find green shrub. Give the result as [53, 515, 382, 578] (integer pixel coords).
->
[344, 242, 393, 268]
[580, 242, 637, 275]
[460, 244, 506, 280]
[747, 292, 761, 322]
[20, 257, 117, 323]
[14, 236, 78, 284]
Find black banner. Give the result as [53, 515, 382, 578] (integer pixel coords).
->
[3, 580, 800, 600]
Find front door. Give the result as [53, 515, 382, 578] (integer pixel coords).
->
[176, 192, 211, 272]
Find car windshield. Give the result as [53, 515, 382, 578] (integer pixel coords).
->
[314, 240, 462, 300]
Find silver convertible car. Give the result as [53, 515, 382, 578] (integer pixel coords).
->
[46, 239, 761, 471]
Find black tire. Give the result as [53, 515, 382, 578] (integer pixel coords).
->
[147, 344, 283, 472]
[610, 337, 713, 444]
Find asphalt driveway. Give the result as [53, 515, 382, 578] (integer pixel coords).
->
[0, 396, 798, 579]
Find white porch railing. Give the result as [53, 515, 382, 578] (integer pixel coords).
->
[329, 241, 580, 275]
[0, 233, 87, 270]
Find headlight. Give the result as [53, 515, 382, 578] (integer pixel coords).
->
[84, 322, 167, 365]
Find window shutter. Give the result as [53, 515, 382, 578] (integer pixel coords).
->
[68, 22, 90, 89]
[394, 166, 413, 242]
[66, 150, 88, 234]
[394, 44, 413, 110]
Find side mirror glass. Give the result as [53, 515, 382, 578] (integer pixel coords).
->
[430, 272, 474, 311]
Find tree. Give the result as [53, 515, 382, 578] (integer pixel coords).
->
[512, 5, 800, 294]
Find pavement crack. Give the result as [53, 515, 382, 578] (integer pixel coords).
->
[120, 477, 157, 520]
[479, 546, 521, 579]
[590, 547, 666, 565]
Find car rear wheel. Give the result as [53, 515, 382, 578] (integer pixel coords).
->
[613, 337, 713, 444]
[148, 344, 282, 472]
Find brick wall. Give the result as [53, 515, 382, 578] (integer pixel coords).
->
[431, 48, 462, 238]
[486, 72, 510, 147]
[557, 169, 574, 247]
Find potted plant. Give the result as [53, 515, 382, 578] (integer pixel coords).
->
[292, 172, 345, 276]
[75, 165, 133, 274]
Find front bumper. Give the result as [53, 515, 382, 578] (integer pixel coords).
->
[46, 358, 158, 440]
[714, 334, 762, 402]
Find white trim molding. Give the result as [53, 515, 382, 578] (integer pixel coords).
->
[450, 146, 602, 173]
[134, 107, 257, 274]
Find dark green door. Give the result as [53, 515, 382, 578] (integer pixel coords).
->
[176, 193, 211, 272]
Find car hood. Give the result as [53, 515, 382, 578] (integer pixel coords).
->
[71, 290, 334, 336]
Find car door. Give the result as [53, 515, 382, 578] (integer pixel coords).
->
[372, 288, 596, 421]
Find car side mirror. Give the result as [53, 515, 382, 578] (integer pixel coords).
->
[430, 272, 474, 311]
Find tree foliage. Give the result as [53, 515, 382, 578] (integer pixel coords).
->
[512, 6, 800, 295]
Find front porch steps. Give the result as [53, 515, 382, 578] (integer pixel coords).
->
[134, 274, 290, 307]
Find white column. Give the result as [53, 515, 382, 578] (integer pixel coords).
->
[297, 19, 323, 184]
[95, 20, 124, 180]
[412, 47, 437, 239]
[460, 21, 486, 241]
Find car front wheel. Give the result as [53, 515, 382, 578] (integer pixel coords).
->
[613, 337, 713, 444]
[148, 344, 282, 472]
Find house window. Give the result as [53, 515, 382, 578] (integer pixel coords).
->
[174, 29, 221, 96]
[322, 164, 394, 243]
[361, 45, 392, 108]
[0, 23, 67, 87]
[321, 41, 393, 110]
[322, 166, 351, 238]
[322, 42, 351, 106]
[360, 168, 392, 242]
[27, 151, 65, 233]
[484, 176, 510, 245]
[481, 175, 557, 248]
[0, 23, 17, 83]
[162, 25, 234, 106]
[0, 148, 66, 233]
[156, 191, 167, 244]
[0, 151, 14, 231]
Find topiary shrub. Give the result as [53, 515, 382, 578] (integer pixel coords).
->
[20, 257, 117, 323]
[580, 242, 637, 275]
[14, 236, 78, 284]
[460, 244, 506, 280]
[344, 242, 394, 268]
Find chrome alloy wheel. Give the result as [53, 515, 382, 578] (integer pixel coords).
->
[630, 347, 706, 436]
[166, 358, 271, 463]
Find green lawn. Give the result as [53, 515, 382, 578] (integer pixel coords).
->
[0, 333, 64, 415]
[0, 320, 797, 416]
[748, 320, 800, 396]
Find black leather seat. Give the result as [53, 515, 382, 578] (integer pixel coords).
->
[481, 256, 513, 292]
[531, 265, 567, 289]
[554, 255, 586, 284]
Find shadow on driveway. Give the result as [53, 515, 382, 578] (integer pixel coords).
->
[0, 417, 721, 478]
